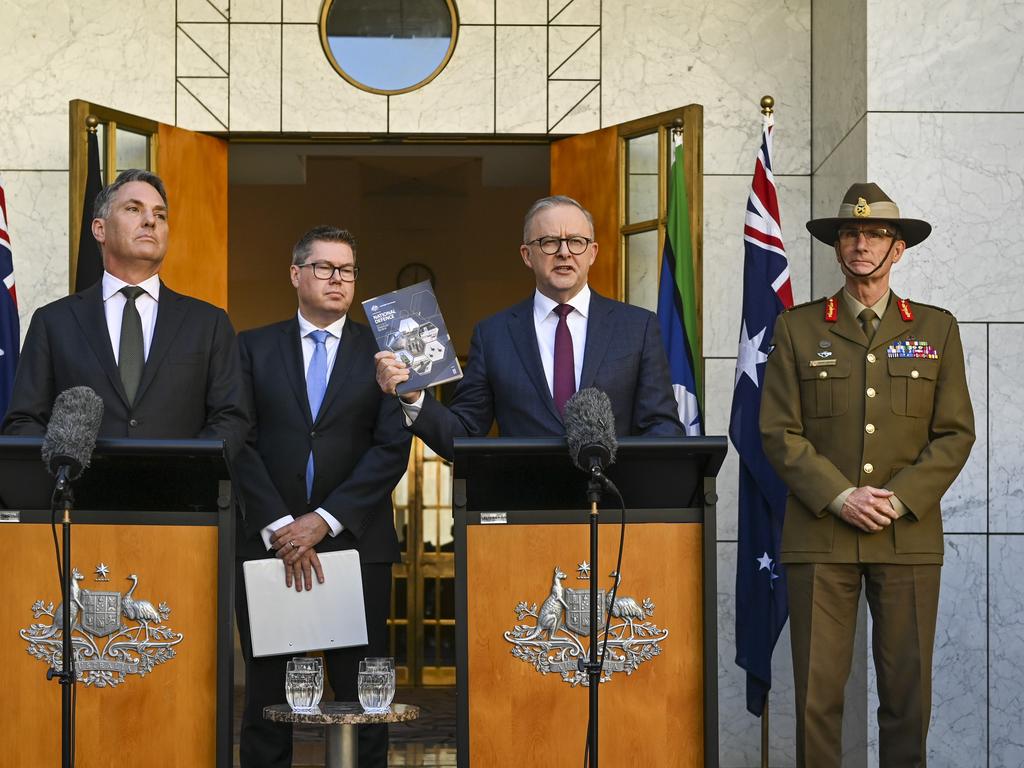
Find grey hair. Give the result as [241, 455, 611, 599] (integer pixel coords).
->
[292, 225, 358, 265]
[522, 195, 595, 243]
[93, 169, 168, 220]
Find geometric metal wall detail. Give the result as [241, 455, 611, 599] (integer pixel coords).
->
[548, 0, 601, 132]
[176, 1, 229, 129]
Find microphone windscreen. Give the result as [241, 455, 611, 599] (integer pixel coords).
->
[564, 387, 617, 471]
[41, 386, 105, 479]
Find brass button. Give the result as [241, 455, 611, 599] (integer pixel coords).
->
[866, 387, 876, 398]
[867, 353, 876, 363]
[818, 371, 828, 379]
[863, 463, 874, 474]
[865, 424, 875, 434]
[911, 370, 920, 379]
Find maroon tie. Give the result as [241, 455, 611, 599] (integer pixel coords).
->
[553, 304, 576, 415]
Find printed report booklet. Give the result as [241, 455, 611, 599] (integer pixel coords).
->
[362, 280, 463, 394]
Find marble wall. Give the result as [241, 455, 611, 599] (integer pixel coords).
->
[809, 1, 1024, 767]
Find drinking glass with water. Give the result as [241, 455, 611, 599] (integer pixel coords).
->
[285, 669, 321, 712]
[358, 657, 396, 713]
[288, 657, 324, 703]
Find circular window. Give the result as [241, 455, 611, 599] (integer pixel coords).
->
[319, 0, 459, 96]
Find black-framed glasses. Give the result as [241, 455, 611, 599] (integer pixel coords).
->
[525, 235, 593, 255]
[298, 262, 359, 282]
[837, 227, 898, 243]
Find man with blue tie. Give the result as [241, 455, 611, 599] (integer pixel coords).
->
[375, 195, 683, 455]
[233, 225, 411, 768]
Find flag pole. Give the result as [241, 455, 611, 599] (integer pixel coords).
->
[758, 94, 774, 768]
[761, 698, 770, 768]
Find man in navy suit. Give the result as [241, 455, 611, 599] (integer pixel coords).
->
[3, 169, 247, 454]
[232, 226, 411, 768]
[375, 195, 683, 456]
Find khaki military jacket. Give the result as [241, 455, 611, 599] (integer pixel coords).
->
[760, 292, 975, 564]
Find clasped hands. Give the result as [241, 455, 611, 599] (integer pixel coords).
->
[839, 486, 900, 533]
[270, 513, 329, 592]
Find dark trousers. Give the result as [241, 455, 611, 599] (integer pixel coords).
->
[235, 559, 393, 768]
[787, 562, 941, 768]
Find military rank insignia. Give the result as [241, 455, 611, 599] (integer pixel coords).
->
[824, 296, 838, 322]
[897, 298, 914, 321]
[888, 337, 938, 359]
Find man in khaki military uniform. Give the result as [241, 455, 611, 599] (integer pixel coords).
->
[760, 183, 975, 768]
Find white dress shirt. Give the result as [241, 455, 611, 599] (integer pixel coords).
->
[260, 311, 348, 550]
[532, 284, 589, 396]
[400, 285, 591, 422]
[102, 271, 161, 362]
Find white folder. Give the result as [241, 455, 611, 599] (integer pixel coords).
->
[242, 549, 368, 658]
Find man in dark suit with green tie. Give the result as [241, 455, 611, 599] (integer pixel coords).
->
[3, 168, 247, 454]
[760, 183, 975, 767]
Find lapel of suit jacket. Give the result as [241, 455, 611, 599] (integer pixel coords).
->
[315, 319, 359, 422]
[580, 290, 613, 390]
[134, 282, 187, 405]
[869, 292, 907, 353]
[507, 296, 562, 424]
[69, 281, 130, 407]
[828, 291, 869, 349]
[279, 318, 313, 428]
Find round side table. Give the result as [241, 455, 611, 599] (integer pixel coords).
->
[263, 702, 420, 768]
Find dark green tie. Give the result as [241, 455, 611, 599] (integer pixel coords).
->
[119, 286, 146, 403]
[859, 308, 877, 344]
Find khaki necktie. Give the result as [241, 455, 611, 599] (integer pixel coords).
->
[119, 286, 146, 403]
[858, 308, 877, 344]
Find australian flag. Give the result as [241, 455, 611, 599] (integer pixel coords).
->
[0, 180, 20, 416]
[729, 111, 794, 716]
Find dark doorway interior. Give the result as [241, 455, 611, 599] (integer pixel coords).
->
[227, 142, 550, 358]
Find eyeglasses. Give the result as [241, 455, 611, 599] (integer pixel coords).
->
[837, 227, 898, 243]
[525, 236, 593, 255]
[297, 262, 359, 282]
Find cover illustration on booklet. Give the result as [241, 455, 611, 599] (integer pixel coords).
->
[362, 280, 463, 394]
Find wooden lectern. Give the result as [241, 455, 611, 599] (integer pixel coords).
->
[453, 437, 726, 767]
[0, 437, 234, 768]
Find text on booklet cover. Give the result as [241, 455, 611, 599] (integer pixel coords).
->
[362, 280, 463, 394]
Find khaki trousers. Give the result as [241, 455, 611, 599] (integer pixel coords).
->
[787, 562, 941, 768]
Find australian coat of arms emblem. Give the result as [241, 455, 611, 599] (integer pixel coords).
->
[19, 565, 183, 687]
[503, 564, 668, 686]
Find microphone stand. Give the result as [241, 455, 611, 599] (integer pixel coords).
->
[583, 465, 606, 768]
[46, 467, 76, 768]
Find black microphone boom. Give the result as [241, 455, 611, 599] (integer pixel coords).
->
[41, 386, 105, 483]
[564, 388, 618, 474]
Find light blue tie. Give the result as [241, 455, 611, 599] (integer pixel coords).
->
[305, 330, 330, 499]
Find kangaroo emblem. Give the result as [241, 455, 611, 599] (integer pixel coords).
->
[523, 567, 568, 640]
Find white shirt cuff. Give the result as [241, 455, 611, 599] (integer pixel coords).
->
[260, 515, 295, 550]
[314, 507, 344, 536]
[400, 391, 426, 426]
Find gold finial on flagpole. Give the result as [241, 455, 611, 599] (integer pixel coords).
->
[85, 114, 99, 134]
[760, 95, 775, 116]
[670, 116, 683, 139]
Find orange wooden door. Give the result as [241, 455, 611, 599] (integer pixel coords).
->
[549, 106, 703, 309]
[69, 101, 228, 310]
[550, 126, 620, 299]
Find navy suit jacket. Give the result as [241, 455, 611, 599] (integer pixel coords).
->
[2, 280, 248, 457]
[412, 291, 684, 460]
[233, 317, 412, 562]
